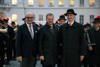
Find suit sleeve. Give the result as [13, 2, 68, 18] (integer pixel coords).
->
[38, 27, 44, 56]
[80, 25, 86, 56]
[58, 26, 62, 55]
[9, 27, 15, 40]
[16, 26, 23, 57]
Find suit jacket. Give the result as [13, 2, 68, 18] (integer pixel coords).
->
[38, 23, 58, 65]
[16, 23, 38, 58]
[59, 21, 86, 67]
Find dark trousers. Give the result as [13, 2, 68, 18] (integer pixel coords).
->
[12, 39, 16, 58]
[82, 56, 88, 67]
[20, 57, 36, 67]
[0, 51, 4, 67]
[42, 65, 55, 67]
[58, 59, 61, 67]
[89, 65, 95, 67]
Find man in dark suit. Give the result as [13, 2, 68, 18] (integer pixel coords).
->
[0, 19, 8, 67]
[16, 12, 38, 67]
[3, 19, 15, 65]
[87, 18, 100, 67]
[38, 13, 58, 67]
[58, 9, 86, 67]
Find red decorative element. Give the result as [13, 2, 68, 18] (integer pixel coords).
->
[33, 22, 35, 24]
[86, 22, 89, 24]
[0, 18, 2, 20]
[39, 23, 41, 25]
[96, 29, 98, 31]
[62, 14, 65, 17]
[97, 16, 100, 19]
[56, 24, 59, 26]
[69, 23, 71, 26]
[7, 18, 9, 21]
[56, 20, 58, 22]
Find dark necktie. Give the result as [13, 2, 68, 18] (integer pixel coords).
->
[50, 26, 53, 33]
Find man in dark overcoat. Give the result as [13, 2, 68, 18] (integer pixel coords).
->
[38, 13, 58, 67]
[87, 18, 100, 67]
[58, 9, 86, 67]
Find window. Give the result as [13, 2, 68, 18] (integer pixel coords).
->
[90, 0, 95, 5]
[12, 0, 17, 5]
[39, 15, 43, 21]
[90, 15, 94, 24]
[80, 0, 84, 5]
[12, 14, 17, 20]
[59, 0, 64, 5]
[39, 0, 43, 5]
[80, 15, 84, 24]
[49, 0, 54, 5]
[0, 12, 5, 19]
[28, 0, 33, 5]
[69, 0, 74, 5]
[0, 0, 4, 4]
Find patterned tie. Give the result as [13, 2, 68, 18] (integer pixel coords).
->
[50, 26, 53, 33]
[29, 25, 33, 38]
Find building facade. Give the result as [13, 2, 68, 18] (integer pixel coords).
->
[0, 0, 100, 25]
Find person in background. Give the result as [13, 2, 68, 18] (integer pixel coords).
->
[11, 21, 16, 60]
[87, 18, 100, 67]
[3, 19, 15, 65]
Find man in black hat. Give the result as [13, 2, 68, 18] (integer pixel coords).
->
[22, 18, 26, 23]
[58, 9, 86, 67]
[58, 15, 66, 25]
[3, 19, 15, 65]
[87, 18, 100, 67]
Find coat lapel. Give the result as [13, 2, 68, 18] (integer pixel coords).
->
[45, 23, 53, 35]
[24, 23, 32, 39]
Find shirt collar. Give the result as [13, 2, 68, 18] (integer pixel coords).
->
[68, 21, 74, 26]
[26, 22, 33, 27]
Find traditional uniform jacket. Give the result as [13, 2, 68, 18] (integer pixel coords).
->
[87, 27, 100, 66]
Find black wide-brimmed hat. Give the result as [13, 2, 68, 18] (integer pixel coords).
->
[22, 18, 26, 21]
[64, 9, 77, 16]
[58, 15, 66, 21]
[93, 18, 100, 23]
[3, 19, 8, 23]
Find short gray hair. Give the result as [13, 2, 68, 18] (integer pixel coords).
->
[46, 13, 54, 19]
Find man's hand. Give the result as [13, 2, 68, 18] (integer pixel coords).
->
[80, 55, 84, 62]
[17, 56, 22, 62]
[39, 56, 44, 61]
[4, 48, 7, 50]
[89, 46, 93, 51]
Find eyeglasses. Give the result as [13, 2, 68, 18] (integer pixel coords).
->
[26, 17, 34, 19]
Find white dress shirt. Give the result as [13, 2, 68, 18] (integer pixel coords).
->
[26, 22, 34, 39]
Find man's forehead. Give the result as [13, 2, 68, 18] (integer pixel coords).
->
[26, 14, 34, 17]
[67, 14, 75, 16]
